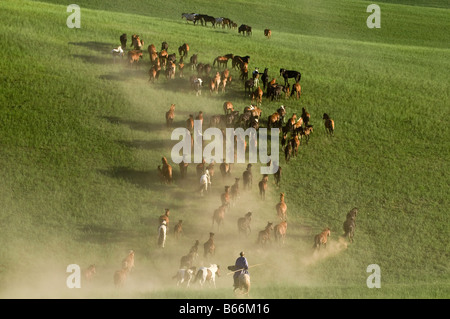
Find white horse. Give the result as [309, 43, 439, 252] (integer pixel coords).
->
[111, 46, 124, 63]
[182, 13, 198, 24]
[193, 264, 220, 288]
[173, 266, 197, 287]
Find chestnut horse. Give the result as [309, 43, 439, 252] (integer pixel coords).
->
[313, 228, 331, 250]
[274, 220, 287, 245]
[165, 104, 175, 128]
[276, 193, 287, 220]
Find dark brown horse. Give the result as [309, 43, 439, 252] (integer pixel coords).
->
[258, 174, 268, 200]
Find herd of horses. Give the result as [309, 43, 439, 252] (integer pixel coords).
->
[100, 14, 350, 295]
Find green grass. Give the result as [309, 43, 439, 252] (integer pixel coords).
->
[0, 0, 449, 299]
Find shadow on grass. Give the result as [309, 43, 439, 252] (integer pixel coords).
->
[69, 41, 114, 53]
[72, 54, 112, 65]
[102, 116, 166, 133]
[98, 166, 158, 189]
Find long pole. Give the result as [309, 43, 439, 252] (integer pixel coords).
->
[226, 263, 264, 275]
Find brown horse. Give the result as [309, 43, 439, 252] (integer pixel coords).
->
[276, 193, 287, 220]
[213, 56, 229, 68]
[223, 101, 234, 114]
[230, 177, 240, 205]
[178, 43, 189, 57]
[204, 232, 216, 258]
[251, 87, 263, 105]
[258, 174, 268, 200]
[257, 222, 273, 246]
[174, 220, 183, 239]
[220, 162, 232, 179]
[160, 157, 173, 184]
[159, 208, 170, 230]
[221, 185, 231, 208]
[323, 113, 335, 136]
[165, 104, 175, 127]
[313, 228, 331, 250]
[291, 82, 302, 99]
[274, 165, 281, 187]
[274, 220, 287, 245]
[264, 29, 272, 39]
[212, 204, 227, 230]
[267, 112, 281, 129]
[237, 212, 252, 237]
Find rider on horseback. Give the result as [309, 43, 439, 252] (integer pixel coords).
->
[233, 251, 249, 288]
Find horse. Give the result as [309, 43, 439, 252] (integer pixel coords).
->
[279, 68, 301, 87]
[212, 204, 227, 230]
[274, 220, 287, 245]
[204, 232, 216, 258]
[178, 43, 189, 57]
[291, 82, 302, 99]
[165, 104, 175, 128]
[181, 13, 201, 25]
[261, 68, 269, 90]
[173, 266, 197, 287]
[257, 222, 273, 246]
[111, 46, 124, 62]
[119, 33, 127, 50]
[190, 54, 198, 69]
[237, 212, 252, 237]
[323, 113, 335, 136]
[121, 250, 135, 273]
[234, 273, 251, 296]
[221, 185, 231, 208]
[213, 56, 229, 68]
[159, 156, 173, 184]
[264, 29, 271, 39]
[267, 112, 281, 130]
[180, 250, 198, 269]
[198, 14, 216, 27]
[274, 165, 281, 187]
[220, 162, 232, 179]
[242, 164, 252, 190]
[223, 101, 234, 115]
[131, 34, 144, 50]
[230, 177, 240, 205]
[238, 24, 252, 36]
[343, 207, 358, 242]
[193, 264, 220, 288]
[258, 174, 269, 200]
[276, 193, 287, 220]
[174, 220, 183, 239]
[313, 227, 331, 250]
[251, 87, 263, 106]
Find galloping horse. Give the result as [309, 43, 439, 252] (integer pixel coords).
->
[204, 232, 216, 258]
[212, 204, 227, 230]
[276, 193, 287, 220]
[264, 29, 272, 39]
[258, 174, 268, 200]
[313, 228, 331, 250]
[193, 264, 220, 288]
[279, 68, 301, 87]
[237, 212, 252, 237]
[165, 104, 175, 127]
[178, 43, 189, 57]
[274, 220, 287, 245]
[234, 273, 251, 296]
[257, 222, 273, 246]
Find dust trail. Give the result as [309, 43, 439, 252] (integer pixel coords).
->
[300, 236, 349, 267]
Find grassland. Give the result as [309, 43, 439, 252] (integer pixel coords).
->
[0, 0, 449, 299]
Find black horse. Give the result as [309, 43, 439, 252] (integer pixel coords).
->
[279, 68, 301, 86]
[198, 14, 216, 27]
[120, 34, 127, 50]
[238, 24, 252, 36]
[261, 68, 269, 90]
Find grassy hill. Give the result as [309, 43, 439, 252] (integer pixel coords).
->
[0, 0, 448, 298]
